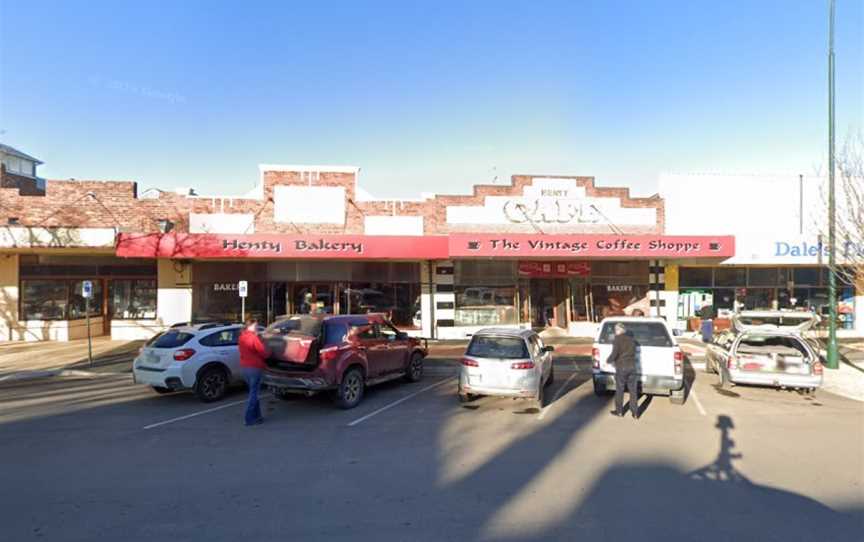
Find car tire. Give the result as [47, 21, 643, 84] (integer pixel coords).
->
[404, 353, 424, 383]
[534, 382, 545, 411]
[195, 366, 229, 403]
[458, 392, 473, 404]
[151, 386, 173, 395]
[670, 388, 686, 405]
[545, 364, 555, 387]
[335, 367, 365, 409]
[593, 378, 610, 397]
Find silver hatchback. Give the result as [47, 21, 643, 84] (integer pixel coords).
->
[458, 328, 554, 409]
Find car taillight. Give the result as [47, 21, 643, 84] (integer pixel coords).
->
[812, 361, 823, 375]
[320, 347, 339, 363]
[674, 350, 683, 375]
[511, 361, 535, 370]
[727, 356, 738, 370]
[461, 358, 479, 367]
[173, 349, 196, 361]
[592, 347, 600, 369]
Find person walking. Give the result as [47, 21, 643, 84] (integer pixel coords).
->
[607, 322, 640, 419]
[238, 317, 269, 426]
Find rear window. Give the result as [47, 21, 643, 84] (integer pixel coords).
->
[266, 316, 323, 337]
[151, 331, 195, 348]
[598, 322, 673, 348]
[324, 322, 350, 345]
[737, 335, 808, 357]
[466, 336, 529, 359]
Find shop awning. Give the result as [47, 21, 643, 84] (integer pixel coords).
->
[115, 232, 735, 260]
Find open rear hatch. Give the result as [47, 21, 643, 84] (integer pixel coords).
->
[263, 316, 324, 372]
[732, 311, 818, 334]
[734, 335, 814, 375]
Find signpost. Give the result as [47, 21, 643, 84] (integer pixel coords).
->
[238, 280, 248, 321]
[82, 280, 94, 366]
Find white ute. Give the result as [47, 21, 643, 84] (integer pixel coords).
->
[592, 317, 686, 404]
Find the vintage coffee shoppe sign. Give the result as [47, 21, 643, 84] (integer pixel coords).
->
[117, 232, 734, 260]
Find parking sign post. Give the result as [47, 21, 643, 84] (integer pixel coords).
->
[82, 280, 93, 366]
[238, 280, 248, 322]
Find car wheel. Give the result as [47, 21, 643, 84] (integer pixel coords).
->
[533, 381, 545, 411]
[195, 366, 229, 403]
[335, 367, 365, 409]
[593, 378, 610, 397]
[404, 353, 424, 383]
[670, 388, 686, 405]
[545, 364, 555, 387]
[151, 386, 173, 395]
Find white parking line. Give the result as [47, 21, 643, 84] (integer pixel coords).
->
[690, 389, 707, 416]
[143, 396, 266, 430]
[347, 378, 453, 427]
[538, 366, 584, 421]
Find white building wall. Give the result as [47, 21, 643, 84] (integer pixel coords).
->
[364, 216, 424, 236]
[273, 185, 345, 225]
[156, 260, 192, 327]
[189, 213, 255, 234]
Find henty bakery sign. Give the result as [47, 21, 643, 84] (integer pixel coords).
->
[116, 233, 449, 259]
[448, 234, 736, 258]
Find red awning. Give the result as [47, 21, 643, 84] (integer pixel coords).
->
[116, 232, 735, 260]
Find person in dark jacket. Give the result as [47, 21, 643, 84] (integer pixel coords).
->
[607, 323, 640, 419]
[238, 317, 269, 426]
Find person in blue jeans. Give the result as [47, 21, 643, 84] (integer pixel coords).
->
[238, 317, 269, 426]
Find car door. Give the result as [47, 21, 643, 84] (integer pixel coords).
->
[350, 323, 388, 378]
[200, 328, 242, 382]
[533, 334, 551, 381]
[377, 322, 410, 374]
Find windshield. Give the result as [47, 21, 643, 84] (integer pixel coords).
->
[598, 322, 673, 347]
[151, 331, 195, 349]
[466, 336, 529, 359]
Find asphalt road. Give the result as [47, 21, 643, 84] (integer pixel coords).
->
[1, 359, 862, 542]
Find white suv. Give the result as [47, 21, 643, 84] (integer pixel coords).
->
[591, 317, 686, 405]
[132, 323, 244, 402]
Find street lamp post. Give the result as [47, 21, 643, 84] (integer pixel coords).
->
[827, 0, 839, 369]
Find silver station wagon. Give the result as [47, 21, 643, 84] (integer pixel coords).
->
[457, 328, 555, 410]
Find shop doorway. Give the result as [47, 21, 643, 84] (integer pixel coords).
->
[267, 283, 287, 323]
[291, 283, 335, 315]
[530, 279, 569, 329]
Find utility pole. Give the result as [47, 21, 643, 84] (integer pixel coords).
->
[827, 0, 839, 369]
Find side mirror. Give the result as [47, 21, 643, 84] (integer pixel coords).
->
[672, 329, 683, 337]
[542, 345, 555, 353]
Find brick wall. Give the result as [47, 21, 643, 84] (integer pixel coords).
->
[1, 167, 665, 235]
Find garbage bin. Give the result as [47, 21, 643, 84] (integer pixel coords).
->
[700, 318, 714, 343]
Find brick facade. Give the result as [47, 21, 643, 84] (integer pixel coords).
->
[0, 166, 665, 235]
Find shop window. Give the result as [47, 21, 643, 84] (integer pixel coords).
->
[340, 282, 421, 328]
[69, 280, 103, 318]
[193, 282, 267, 323]
[748, 268, 780, 287]
[711, 288, 736, 310]
[454, 286, 517, 326]
[455, 261, 517, 285]
[742, 288, 775, 310]
[21, 281, 68, 320]
[110, 280, 157, 319]
[679, 267, 713, 287]
[792, 267, 821, 286]
[590, 285, 650, 320]
[714, 268, 746, 287]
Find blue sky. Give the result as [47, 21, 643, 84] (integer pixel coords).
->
[1, 0, 861, 198]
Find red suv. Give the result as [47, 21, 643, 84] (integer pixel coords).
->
[261, 314, 428, 409]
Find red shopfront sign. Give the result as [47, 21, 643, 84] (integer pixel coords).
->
[116, 233, 735, 260]
[116, 233, 450, 260]
[518, 261, 591, 278]
[449, 234, 735, 259]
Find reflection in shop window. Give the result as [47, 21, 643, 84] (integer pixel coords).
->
[340, 283, 421, 328]
[454, 286, 518, 326]
[21, 280, 68, 320]
[111, 280, 157, 319]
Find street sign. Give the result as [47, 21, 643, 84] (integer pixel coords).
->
[82, 280, 94, 366]
[238, 280, 248, 298]
[82, 280, 93, 298]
